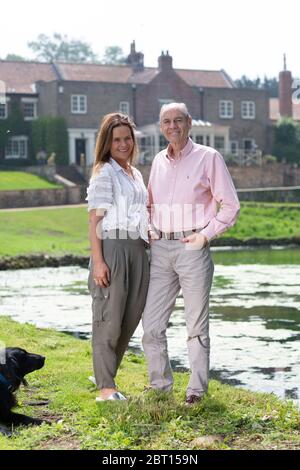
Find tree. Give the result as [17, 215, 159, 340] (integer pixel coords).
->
[4, 54, 27, 61]
[31, 117, 69, 164]
[235, 75, 261, 89]
[262, 76, 278, 98]
[273, 117, 300, 164]
[102, 46, 126, 65]
[28, 33, 98, 63]
[234, 75, 279, 97]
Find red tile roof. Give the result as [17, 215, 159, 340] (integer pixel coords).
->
[269, 97, 300, 121]
[0, 61, 56, 94]
[176, 68, 235, 88]
[0, 60, 234, 93]
[56, 62, 134, 83]
[56, 62, 234, 88]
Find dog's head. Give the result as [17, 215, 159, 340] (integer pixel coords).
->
[1, 348, 45, 389]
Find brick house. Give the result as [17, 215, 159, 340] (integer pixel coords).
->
[0, 41, 279, 166]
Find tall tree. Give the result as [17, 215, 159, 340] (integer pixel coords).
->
[4, 54, 27, 61]
[235, 75, 279, 97]
[28, 33, 98, 63]
[273, 117, 300, 163]
[102, 46, 126, 65]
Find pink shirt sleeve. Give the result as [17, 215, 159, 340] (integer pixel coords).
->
[201, 151, 240, 241]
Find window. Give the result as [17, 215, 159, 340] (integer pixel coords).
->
[214, 136, 225, 151]
[195, 135, 204, 144]
[119, 101, 130, 115]
[159, 134, 168, 150]
[21, 98, 37, 120]
[230, 141, 238, 155]
[23, 102, 36, 120]
[243, 139, 255, 153]
[241, 101, 255, 119]
[219, 100, 233, 119]
[0, 102, 7, 119]
[5, 136, 28, 159]
[71, 95, 87, 114]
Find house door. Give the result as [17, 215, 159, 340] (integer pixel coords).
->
[243, 139, 255, 153]
[75, 139, 86, 165]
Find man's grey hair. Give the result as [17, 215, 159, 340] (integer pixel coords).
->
[159, 102, 191, 122]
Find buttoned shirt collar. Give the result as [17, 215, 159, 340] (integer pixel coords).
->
[166, 137, 194, 161]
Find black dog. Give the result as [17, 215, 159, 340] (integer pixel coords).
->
[0, 347, 47, 430]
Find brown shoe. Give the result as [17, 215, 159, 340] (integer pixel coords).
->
[185, 394, 202, 406]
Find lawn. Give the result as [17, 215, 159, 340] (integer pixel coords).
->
[0, 203, 300, 257]
[0, 206, 89, 257]
[222, 202, 300, 240]
[0, 171, 62, 191]
[0, 317, 299, 450]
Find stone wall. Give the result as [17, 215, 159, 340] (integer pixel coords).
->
[2, 162, 300, 209]
[237, 187, 300, 202]
[0, 186, 87, 209]
[137, 162, 300, 189]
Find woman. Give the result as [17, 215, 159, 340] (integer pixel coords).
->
[86, 113, 149, 401]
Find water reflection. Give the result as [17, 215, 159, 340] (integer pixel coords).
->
[0, 247, 299, 406]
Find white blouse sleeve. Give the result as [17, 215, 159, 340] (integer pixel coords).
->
[86, 165, 113, 212]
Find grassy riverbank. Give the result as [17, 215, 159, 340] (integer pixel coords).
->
[0, 317, 299, 450]
[0, 202, 300, 258]
[0, 172, 62, 191]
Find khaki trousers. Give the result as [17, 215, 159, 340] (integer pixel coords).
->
[88, 236, 149, 389]
[142, 239, 214, 397]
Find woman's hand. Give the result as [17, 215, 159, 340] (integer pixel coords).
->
[93, 261, 110, 288]
[148, 229, 160, 244]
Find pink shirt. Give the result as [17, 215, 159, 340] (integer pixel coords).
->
[148, 138, 240, 241]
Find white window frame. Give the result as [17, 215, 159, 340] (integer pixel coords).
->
[5, 136, 28, 159]
[230, 140, 239, 155]
[214, 135, 225, 151]
[119, 101, 130, 115]
[0, 102, 8, 119]
[71, 95, 87, 114]
[21, 97, 37, 121]
[0, 96, 10, 119]
[219, 100, 234, 119]
[241, 101, 256, 119]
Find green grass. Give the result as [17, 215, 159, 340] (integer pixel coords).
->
[0, 316, 299, 450]
[0, 172, 62, 191]
[222, 202, 300, 240]
[0, 203, 300, 258]
[0, 207, 89, 257]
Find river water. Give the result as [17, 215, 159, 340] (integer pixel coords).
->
[0, 247, 299, 406]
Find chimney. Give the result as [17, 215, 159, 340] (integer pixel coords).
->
[279, 54, 293, 117]
[158, 50, 173, 72]
[126, 40, 144, 73]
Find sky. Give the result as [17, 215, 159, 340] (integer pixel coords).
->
[0, 0, 299, 80]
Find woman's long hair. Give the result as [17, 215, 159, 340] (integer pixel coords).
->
[92, 113, 138, 176]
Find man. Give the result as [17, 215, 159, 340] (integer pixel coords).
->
[142, 102, 240, 405]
